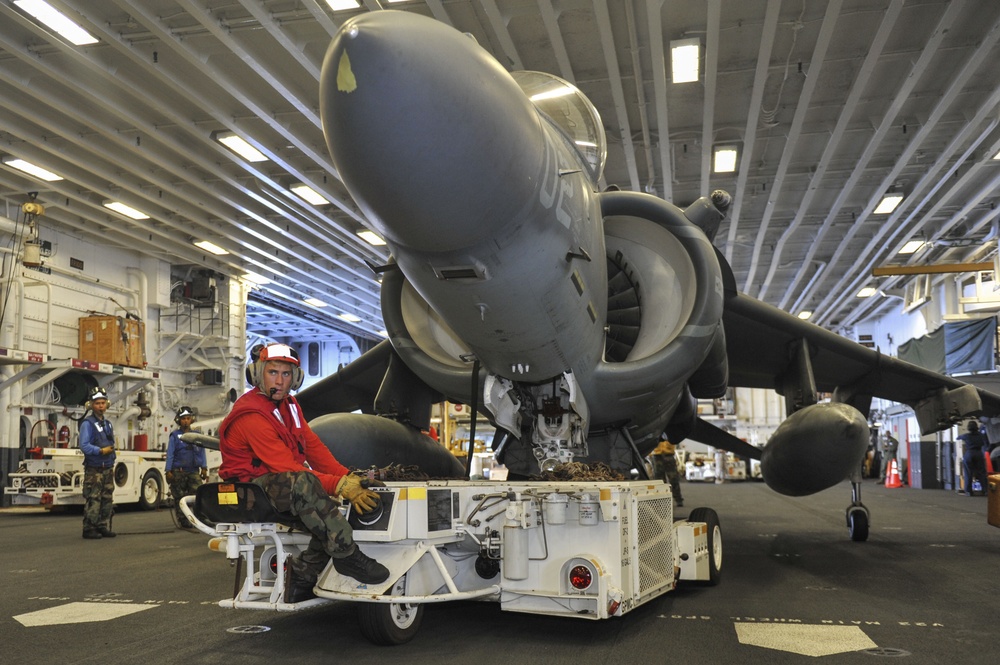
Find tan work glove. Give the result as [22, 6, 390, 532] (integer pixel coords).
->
[200, 468, 209, 480]
[165, 470, 174, 483]
[100, 445, 114, 455]
[335, 474, 381, 514]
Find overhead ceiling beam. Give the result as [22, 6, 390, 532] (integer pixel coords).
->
[645, 0, 671, 201]
[773, 0, 903, 311]
[625, 0, 656, 194]
[795, 0, 968, 325]
[814, 4, 1000, 326]
[536, 0, 575, 83]
[593, 0, 639, 191]
[743, 0, 842, 295]
[699, 0, 720, 196]
[724, 0, 781, 263]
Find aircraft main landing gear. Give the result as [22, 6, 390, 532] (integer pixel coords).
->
[846, 480, 870, 542]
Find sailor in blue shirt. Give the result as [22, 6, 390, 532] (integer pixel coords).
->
[79, 386, 116, 539]
[958, 420, 989, 496]
[165, 406, 207, 528]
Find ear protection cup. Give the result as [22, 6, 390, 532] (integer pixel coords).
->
[245, 343, 266, 386]
[248, 343, 304, 391]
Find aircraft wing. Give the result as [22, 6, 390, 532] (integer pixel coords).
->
[296, 340, 395, 421]
[722, 291, 1000, 432]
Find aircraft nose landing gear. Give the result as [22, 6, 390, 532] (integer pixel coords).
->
[846, 480, 870, 542]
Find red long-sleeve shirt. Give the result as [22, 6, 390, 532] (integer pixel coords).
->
[219, 390, 348, 495]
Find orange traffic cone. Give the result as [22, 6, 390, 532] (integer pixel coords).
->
[885, 459, 902, 488]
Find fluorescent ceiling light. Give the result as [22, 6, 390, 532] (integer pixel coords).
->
[325, 0, 360, 10]
[713, 145, 738, 173]
[304, 297, 328, 307]
[194, 239, 229, 255]
[357, 230, 386, 246]
[213, 131, 268, 163]
[242, 271, 271, 285]
[856, 287, 877, 298]
[670, 38, 700, 83]
[3, 158, 63, 181]
[103, 201, 149, 220]
[377, 329, 388, 338]
[15, 0, 98, 46]
[874, 193, 903, 215]
[898, 240, 925, 255]
[797, 311, 812, 320]
[290, 183, 329, 206]
[993, 149, 1000, 160]
[338, 313, 361, 323]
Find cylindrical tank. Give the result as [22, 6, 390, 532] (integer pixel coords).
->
[543, 493, 569, 525]
[503, 524, 528, 580]
[578, 493, 599, 526]
[132, 434, 148, 451]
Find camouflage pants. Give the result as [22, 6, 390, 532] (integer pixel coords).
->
[82, 466, 114, 531]
[252, 471, 354, 583]
[651, 454, 684, 503]
[169, 471, 203, 520]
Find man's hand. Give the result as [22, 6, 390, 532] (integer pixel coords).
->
[335, 474, 381, 514]
[200, 467, 209, 480]
[100, 445, 114, 455]
[165, 470, 174, 483]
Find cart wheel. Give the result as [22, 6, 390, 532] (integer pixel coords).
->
[688, 507, 722, 585]
[138, 470, 161, 511]
[357, 576, 423, 646]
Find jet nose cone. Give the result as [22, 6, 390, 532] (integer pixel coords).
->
[320, 11, 543, 252]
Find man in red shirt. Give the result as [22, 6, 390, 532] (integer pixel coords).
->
[219, 343, 388, 602]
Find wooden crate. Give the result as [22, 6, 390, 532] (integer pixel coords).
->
[78, 316, 145, 368]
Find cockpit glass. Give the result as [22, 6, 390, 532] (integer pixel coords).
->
[512, 71, 606, 186]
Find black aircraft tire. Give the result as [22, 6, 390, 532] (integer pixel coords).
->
[357, 577, 423, 646]
[138, 470, 161, 511]
[848, 509, 869, 542]
[688, 507, 722, 585]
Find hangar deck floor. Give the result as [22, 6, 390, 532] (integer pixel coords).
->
[3, 478, 997, 664]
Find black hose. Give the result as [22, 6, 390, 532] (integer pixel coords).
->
[464, 359, 481, 479]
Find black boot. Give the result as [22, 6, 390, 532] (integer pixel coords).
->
[99, 526, 116, 538]
[332, 545, 389, 585]
[83, 528, 102, 539]
[283, 566, 317, 603]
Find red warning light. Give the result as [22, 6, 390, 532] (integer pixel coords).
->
[569, 564, 593, 590]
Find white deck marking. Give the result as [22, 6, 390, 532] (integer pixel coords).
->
[735, 623, 877, 657]
[14, 602, 155, 627]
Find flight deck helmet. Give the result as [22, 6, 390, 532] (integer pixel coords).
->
[175, 405, 196, 425]
[247, 343, 304, 391]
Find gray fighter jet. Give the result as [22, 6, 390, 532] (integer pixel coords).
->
[296, 10, 1000, 541]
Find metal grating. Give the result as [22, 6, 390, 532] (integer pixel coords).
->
[636, 496, 673, 594]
